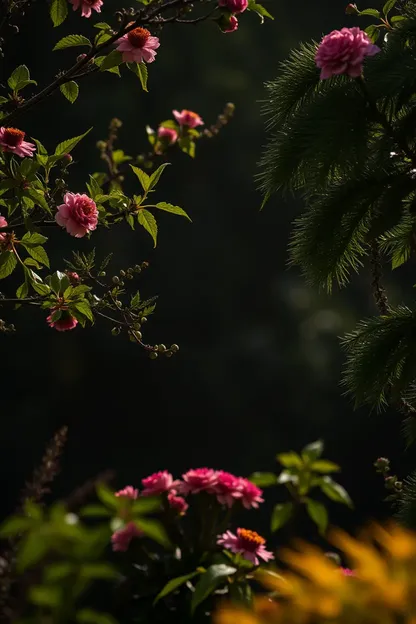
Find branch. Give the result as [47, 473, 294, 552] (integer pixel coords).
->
[370, 240, 389, 316]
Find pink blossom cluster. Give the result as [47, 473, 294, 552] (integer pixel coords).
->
[179, 468, 264, 509]
[218, 0, 248, 33]
[315, 27, 380, 80]
[155, 109, 204, 153]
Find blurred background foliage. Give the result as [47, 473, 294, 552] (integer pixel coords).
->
[1, 0, 410, 539]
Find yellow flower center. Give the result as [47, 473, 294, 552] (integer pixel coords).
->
[127, 27, 150, 48]
[4, 128, 24, 146]
[238, 528, 265, 548]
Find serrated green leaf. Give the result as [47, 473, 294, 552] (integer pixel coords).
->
[23, 188, 51, 214]
[14, 79, 37, 93]
[271, 502, 293, 532]
[60, 81, 79, 103]
[93, 56, 121, 76]
[94, 22, 112, 30]
[21, 231, 48, 246]
[191, 565, 236, 614]
[154, 202, 191, 221]
[55, 128, 92, 155]
[320, 476, 353, 508]
[31, 280, 51, 296]
[8, 65, 29, 90]
[154, 571, 199, 605]
[0, 252, 17, 279]
[149, 163, 169, 190]
[16, 281, 29, 299]
[130, 165, 150, 192]
[99, 50, 123, 71]
[53, 34, 91, 51]
[50, 0, 68, 26]
[138, 209, 157, 247]
[127, 62, 148, 91]
[249, 472, 277, 487]
[72, 299, 94, 322]
[22, 245, 49, 268]
[306, 498, 328, 535]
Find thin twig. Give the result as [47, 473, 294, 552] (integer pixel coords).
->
[370, 240, 389, 315]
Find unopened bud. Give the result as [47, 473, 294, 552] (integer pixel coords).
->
[149, 351, 158, 360]
[345, 3, 359, 14]
[96, 141, 107, 151]
[374, 457, 390, 472]
[77, 53, 88, 62]
[61, 153, 73, 166]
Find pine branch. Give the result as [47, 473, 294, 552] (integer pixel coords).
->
[370, 241, 389, 315]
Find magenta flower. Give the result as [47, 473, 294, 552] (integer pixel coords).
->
[342, 567, 355, 576]
[157, 126, 178, 144]
[69, 0, 103, 18]
[180, 468, 219, 495]
[65, 271, 80, 284]
[168, 491, 189, 515]
[221, 15, 239, 33]
[55, 192, 98, 238]
[116, 27, 160, 64]
[141, 471, 179, 496]
[0, 215, 7, 244]
[238, 478, 264, 509]
[219, 0, 248, 13]
[111, 522, 142, 552]
[115, 486, 138, 500]
[172, 110, 204, 129]
[213, 471, 243, 507]
[0, 127, 35, 158]
[315, 27, 380, 80]
[47, 309, 78, 332]
[217, 528, 274, 566]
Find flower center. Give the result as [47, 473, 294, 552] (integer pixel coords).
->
[237, 528, 265, 550]
[4, 128, 25, 147]
[183, 110, 199, 121]
[79, 198, 94, 214]
[127, 27, 150, 48]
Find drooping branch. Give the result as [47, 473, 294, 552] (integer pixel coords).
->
[370, 240, 389, 316]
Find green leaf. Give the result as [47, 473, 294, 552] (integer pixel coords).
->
[249, 472, 277, 488]
[383, 0, 397, 17]
[0, 516, 32, 537]
[76, 609, 118, 624]
[154, 571, 199, 604]
[16, 281, 29, 299]
[276, 452, 303, 469]
[30, 586, 61, 608]
[178, 136, 196, 158]
[365, 24, 381, 43]
[155, 202, 191, 221]
[22, 245, 49, 268]
[359, 8, 381, 17]
[94, 22, 112, 30]
[17, 532, 49, 572]
[306, 498, 328, 535]
[50, 270, 70, 296]
[8, 65, 29, 90]
[191, 564, 237, 614]
[31, 280, 51, 296]
[93, 56, 121, 76]
[149, 163, 169, 190]
[79, 504, 112, 518]
[130, 165, 150, 192]
[320, 476, 353, 508]
[21, 232, 48, 246]
[80, 563, 117, 581]
[60, 81, 79, 103]
[55, 128, 92, 156]
[131, 497, 161, 514]
[127, 62, 148, 91]
[134, 518, 170, 548]
[99, 50, 123, 71]
[271, 502, 293, 532]
[24, 188, 51, 214]
[53, 34, 91, 51]
[96, 484, 118, 509]
[0, 252, 17, 279]
[247, 0, 274, 22]
[0, 96, 8, 105]
[50, 0, 68, 26]
[302, 440, 324, 462]
[138, 209, 157, 247]
[311, 460, 340, 473]
[72, 299, 94, 323]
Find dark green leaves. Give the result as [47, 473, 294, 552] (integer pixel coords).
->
[7, 65, 37, 93]
[130, 165, 150, 192]
[247, 0, 274, 22]
[154, 572, 200, 605]
[50, 0, 68, 26]
[60, 82, 79, 103]
[0, 252, 17, 279]
[249, 472, 277, 487]
[138, 210, 158, 247]
[127, 62, 149, 91]
[319, 476, 353, 507]
[306, 499, 328, 535]
[155, 203, 191, 221]
[55, 128, 92, 156]
[191, 565, 236, 614]
[53, 35, 91, 50]
[21, 232, 50, 268]
[99, 51, 123, 72]
[271, 502, 293, 532]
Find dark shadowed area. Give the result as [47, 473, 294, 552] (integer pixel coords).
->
[0, 0, 409, 540]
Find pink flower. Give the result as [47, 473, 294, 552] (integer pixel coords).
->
[342, 567, 355, 576]
[47, 309, 78, 332]
[238, 478, 264, 509]
[141, 471, 179, 496]
[172, 110, 204, 129]
[115, 486, 138, 500]
[218, 0, 248, 13]
[0, 215, 7, 244]
[116, 27, 160, 63]
[0, 127, 35, 158]
[168, 492, 189, 515]
[179, 468, 219, 495]
[55, 192, 98, 238]
[213, 471, 243, 507]
[157, 126, 178, 145]
[69, 0, 103, 18]
[217, 528, 274, 566]
[315, 27, 380, 80]
[221, 15, 239, 33]
[65, 271, 80, 284]
[111, 522, 142, 552]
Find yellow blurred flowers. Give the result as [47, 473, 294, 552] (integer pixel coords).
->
[215, 523, 416, 624]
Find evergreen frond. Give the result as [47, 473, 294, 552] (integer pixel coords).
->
[396, 470, 416, 529]
[380, 206, 416, 269]
[341, 306, 416, 409]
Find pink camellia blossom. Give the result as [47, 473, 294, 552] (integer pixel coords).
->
[141, 471, 179, 496]
[0, 127, 35, 158]
[116, 27, 160, 64]
[221, 15, 239, 33]
[217, 528, 274, 566]
[55, 192, 98, 238]
[168, 492, 189, 515]
[179, 468, 219, 495]
[238, 478, 264, 509]
[315, 27, 380, 80]
[111, 522, 142, 552]
[115, 486, 138, 500]
[218, 0, 248, 13]
[157, 126, 178, 145]
[47, 309, 78, 332]
[172, 110, 204, 129]
[69, 0, 103, 18]
[213, 471, 243, 507]
[0, 215, 7, 244]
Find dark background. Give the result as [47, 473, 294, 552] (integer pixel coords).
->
[0, 0, 411, 538]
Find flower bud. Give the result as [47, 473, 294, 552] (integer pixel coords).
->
[374, 457, 390, 472]
[61, 153, 73, 166]
[149, 351, 158, 360]
[385, 476, 397, 490]
[345, 3, 359, 14]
